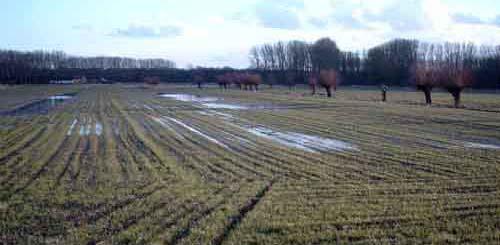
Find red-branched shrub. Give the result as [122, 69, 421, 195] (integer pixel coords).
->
[318, 70, 339, 97]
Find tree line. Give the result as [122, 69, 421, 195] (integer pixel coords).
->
[250, 38, 499, 89]
[0, 50, 176, 83]
[249, 38, 362, 89]
[0, 38, 499, 93]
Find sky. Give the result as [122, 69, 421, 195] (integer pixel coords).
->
[1, 0, 500, 68]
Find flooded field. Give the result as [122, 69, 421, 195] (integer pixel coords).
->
[159, 93, 249, 110]
[0, 84, 499, 244]
[463, 141, 500, 150]
[1, 93, 76, 116]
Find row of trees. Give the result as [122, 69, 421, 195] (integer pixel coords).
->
[415, 43, 476, 107]
[364, 40, 498, 107]
[0, 50, 176, 83]
[248, 38, 499, 105]
[365, 39, 419, 86]
[216, 73, 262, 91]
[249, 38, 500, 90]
[249, 38, 362, 89]
[0, 38, 498, 94]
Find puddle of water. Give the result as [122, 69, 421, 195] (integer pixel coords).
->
[49, 95, 74, 100]
[286, 132, 359, 152]
[159, 94, 218, 103]
[197, 110, 236, 121]
[67, 119, 78, 136]
[196, 110, 358, 153]
[202, 103, 248, 110]
[79, 119, 93, 136]
[158, 93, 261, 111]
[246, 127, 358, 153]
[152, 115, 228, 148]
[144, 105, 154, 111]
[163, 117, 229, 149]
[79, 125, 86, 136]
[152, 116, 185, 139]
[85, 125, 91, 136]
[247, 127, 313, 152]
[95, 122, 103, 136]
[3, 93, 76, 116]
[464, 142, 500, 150]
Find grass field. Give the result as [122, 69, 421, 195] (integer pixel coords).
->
[0, 84, 499, 244]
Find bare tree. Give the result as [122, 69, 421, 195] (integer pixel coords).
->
[308, 74, 318, 95]
[318, 69, 340, 97]
[249, 47, 261, 69]
[414, 62, 437, 105]
[193, 74, 204, 89]
[311, 38, 340, 73]
[264, 72, 277, 89]
[241, 73, 262, 91]
[440, 42, 476, 108]
[217, 72, 241, 90]
[441, 68, 474, 108]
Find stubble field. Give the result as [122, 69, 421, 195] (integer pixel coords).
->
[0, 84, 499, 244]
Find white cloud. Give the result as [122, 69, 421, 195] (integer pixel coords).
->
[72, 24, 93, 32]
[255, 3, 301, 30]
[20, 0, 500, 69]
[494, 15, 500, 26]
[99, 1, 500, 68]
[452, 13, 485, 25]
[111, 24, 182, 38]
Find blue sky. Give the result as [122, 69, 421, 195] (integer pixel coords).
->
[1, 0, 500, 68]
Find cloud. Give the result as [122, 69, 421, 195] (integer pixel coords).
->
[452, 13, 485, 25]
[72, 24, 93, 32]
[210, 56, 229, 62]
[309, 17, 328, 28]
[493, 15, 500, 27]
[332, 13, 369, 30]
[255, 6, 300, 29]
[269, 0, 305, 9]
[326, 1, 370, 30]
[111, 25, 182, 38]
[365, 0, 427, 31]
[451, 13, 500, 28]
[253, 0, 304, 30]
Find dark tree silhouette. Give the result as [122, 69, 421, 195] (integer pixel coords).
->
[366, 39, 418, 86]
[311, 38, 340, 73]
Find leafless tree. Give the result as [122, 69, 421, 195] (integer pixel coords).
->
[441, 68, 474, 108]
[241, 73, 262, 91]
[414, 63, 436, 105]
[249, 47, 261, 69]
[308, 74, 318, 95]
[217, 73, 234, 90]
[318, 69, 340, 97]
[193, 74, 204, 89]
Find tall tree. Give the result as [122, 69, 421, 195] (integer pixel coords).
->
[311, 38, 340, 73]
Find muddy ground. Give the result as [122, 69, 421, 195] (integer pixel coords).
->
[0, 84, 499, 244]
